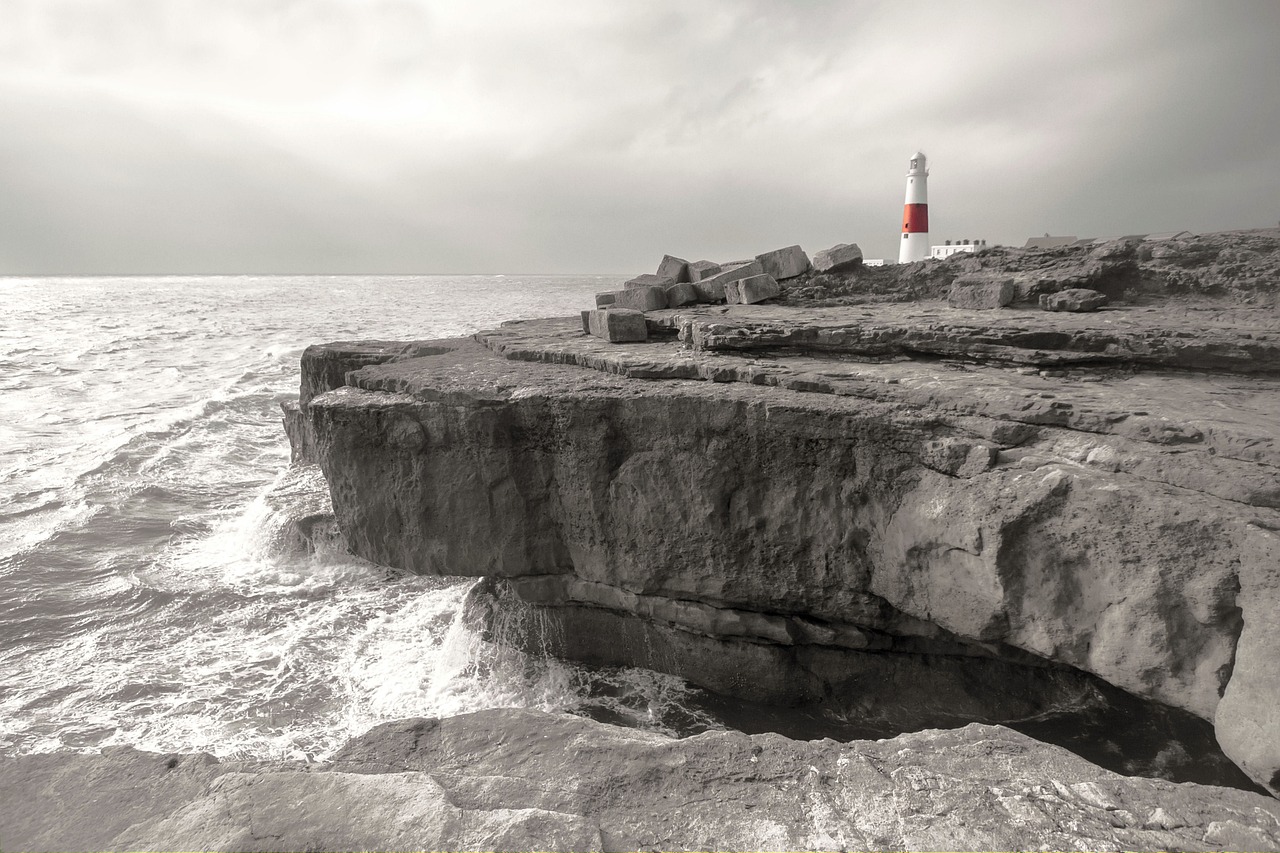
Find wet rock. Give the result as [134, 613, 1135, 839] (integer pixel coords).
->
[948, 275, 1015, 309]
[587, 308, 648, 343]
[1041, 288, 1109, 312]
[755, 245, 811, 280]
[811, 242, 864, 274]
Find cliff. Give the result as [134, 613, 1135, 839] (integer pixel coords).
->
[282, 231, 1280, 810]
[5, 708, 1280, 852]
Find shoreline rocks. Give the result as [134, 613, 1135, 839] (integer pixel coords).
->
[6, 709, 1280, 852]
[281, 228, 1280, 803]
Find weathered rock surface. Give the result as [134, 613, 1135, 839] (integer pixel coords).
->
[687, 259, 722, 281]
[725, 273, 781, 305]
[693, 260, 764, 302]
[296, 304, 1280, 792]
[784, 227, 1280, 308]
[948, 275, 1016, 309]
[811, 241, 864, 273]
[285, 229, 1280, 795]
[655, 254, 691, 283]
[4, 709, 1279, 853]
[669, 302, 1280, 374]
[624, 272, 672, 290]
[756, 244, 811, 280]
[598, 285, 667, 312]
[587, 308, 647, 343]
[664, 281, 700, 308]
[1041, 287, 1109, 312]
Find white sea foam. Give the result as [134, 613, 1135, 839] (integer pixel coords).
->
[5, 274, 680, 760]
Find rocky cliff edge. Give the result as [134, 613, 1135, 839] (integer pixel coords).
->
[283, 232, 1280, 805]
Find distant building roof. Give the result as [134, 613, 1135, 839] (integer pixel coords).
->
[1023, 235, 1078, 249]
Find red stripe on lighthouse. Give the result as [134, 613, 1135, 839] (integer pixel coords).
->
[902, 203, 929, 234]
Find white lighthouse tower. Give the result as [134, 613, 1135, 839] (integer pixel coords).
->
[898, 151, 930, 263]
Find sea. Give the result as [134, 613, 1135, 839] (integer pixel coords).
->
[0, 274, 721, 763]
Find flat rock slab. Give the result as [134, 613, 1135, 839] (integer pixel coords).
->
[477, 315, 1280, 474]
[668, 301, 1280, 374]
[4, 709, 1280, 852]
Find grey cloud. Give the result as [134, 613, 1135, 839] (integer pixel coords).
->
[0, 1, 1277, 272]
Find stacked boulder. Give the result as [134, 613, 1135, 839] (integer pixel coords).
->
[586, 246, 813, 343]
[811, 242, 864, 274]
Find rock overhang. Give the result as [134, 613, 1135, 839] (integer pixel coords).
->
[289, 293, 1280, 796]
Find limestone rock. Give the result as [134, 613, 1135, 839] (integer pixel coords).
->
[4, 710, 1279, 852]
[726, 273, 781, 305]
[949, 275, 1015, 309]
[298, 324, 1280, 791]
[655, 254, 691, 283]
[599, 286, 667, 312]
[664, 282, 700, 308]
[594, 291, 616, 307]
[1040, 287, 1109, 312]
[625, 272, 674, 290]
[1215, 523, 1280, 796]
[811, 242, 864, 274]
[693, 260, 765, 302]
[755, 244, 811, 280]
[687, 260, 723, 282]
[587, 308, 647, 343]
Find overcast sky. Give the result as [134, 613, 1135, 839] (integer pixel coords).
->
[1, 0, 1277, 274]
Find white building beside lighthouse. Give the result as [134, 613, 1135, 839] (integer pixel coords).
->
[899, 151, 930, 263]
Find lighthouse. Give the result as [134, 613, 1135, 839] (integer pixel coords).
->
[898, 151, 929, 263]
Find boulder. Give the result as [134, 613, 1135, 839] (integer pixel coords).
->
[655, 255, 691, 283]
[624, 273, 673, 290]
[580, 310, 592, 333]
[586, 308, 647, 343]
[948, 275, 1015, 309]
[755, 245, 811, 280]
[1040, 288, 1109, 312]
[692, 261, 765, 303]
[687, 260, 723, 282]
[664, 282, 700, 308]
[600, 287, 667, 312]
[726, 274, 781, 305]
[594, 292, 617, 307]
[811, 242, 864, 274]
